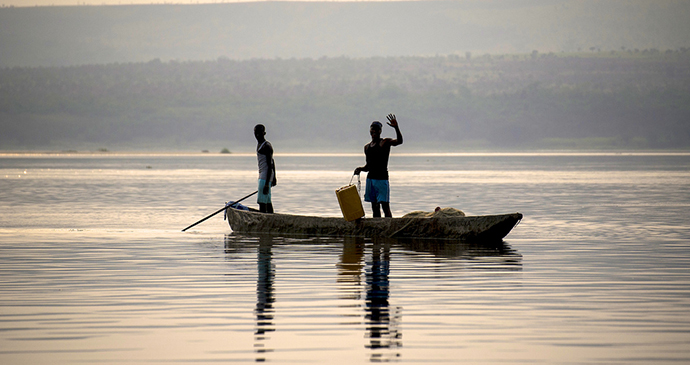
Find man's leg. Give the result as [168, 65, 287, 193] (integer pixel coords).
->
[378, 180, 392, 218]
[257, 179, 273, 213]
[371, 202, 382, 218]
[381, 202, 392, 218]
[258, 202, 274, 213]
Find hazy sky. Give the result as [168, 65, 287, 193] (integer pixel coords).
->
[3, 0, 400, 6]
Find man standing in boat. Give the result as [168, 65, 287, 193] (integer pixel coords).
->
[354, 114, 403, 218]
[255, 124, 277, 213]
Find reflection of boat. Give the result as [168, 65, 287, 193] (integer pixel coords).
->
[224, 233, 520, 362]
[225, 207, 522, 241]
[395, 237, 522, 263]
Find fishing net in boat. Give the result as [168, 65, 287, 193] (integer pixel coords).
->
[402, 207, 466, 218]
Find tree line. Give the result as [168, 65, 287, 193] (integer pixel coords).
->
[1, 52, 689, 151]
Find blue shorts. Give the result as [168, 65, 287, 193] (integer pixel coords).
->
[364, 179, 390, 203]
[257, 179, 272, 204]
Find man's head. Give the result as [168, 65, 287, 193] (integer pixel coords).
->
[254, 124, 266, 142]
[370, 121, 382, 139]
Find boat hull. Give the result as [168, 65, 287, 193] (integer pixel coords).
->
[225, 208, 522, 241]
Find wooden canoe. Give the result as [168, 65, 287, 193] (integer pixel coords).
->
[225, 207, 522, 241]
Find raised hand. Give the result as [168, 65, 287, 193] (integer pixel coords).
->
[386, 113, 398, 128]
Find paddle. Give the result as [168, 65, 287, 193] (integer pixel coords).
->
[182, 190, 258, 232]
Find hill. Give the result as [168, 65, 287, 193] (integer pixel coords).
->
[2, 53, 689, 152]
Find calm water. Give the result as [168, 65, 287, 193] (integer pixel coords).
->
[1, 152, 689, 364]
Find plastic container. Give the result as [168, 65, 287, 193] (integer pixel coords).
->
[336, 184, 365, 221]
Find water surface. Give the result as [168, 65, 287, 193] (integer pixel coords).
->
[1, 152, 689, 364]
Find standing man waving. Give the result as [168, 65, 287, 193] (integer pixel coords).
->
[354, 114, 403, 218]
[254, 124, 277, 213]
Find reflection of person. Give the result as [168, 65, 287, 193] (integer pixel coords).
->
[337, 238, 402, 357]
[255, 236, 275, 362]
[354, 114, 403, 218]
[365, 242, 401, 353]
[254, 124, 277, 213]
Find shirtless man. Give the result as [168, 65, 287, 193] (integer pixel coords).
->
[354, 114, 403, 218]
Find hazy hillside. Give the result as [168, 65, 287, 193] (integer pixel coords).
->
[2, 53, 688, 152]
[1, 0, 689, 67]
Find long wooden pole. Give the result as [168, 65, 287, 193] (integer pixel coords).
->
[182, 190, 258, 232]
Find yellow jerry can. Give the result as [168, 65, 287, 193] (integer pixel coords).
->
[335, 184, 365, 221]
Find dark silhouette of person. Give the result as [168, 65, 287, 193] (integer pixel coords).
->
[254, 124, 277, 213]
[354, 114, 403, 218]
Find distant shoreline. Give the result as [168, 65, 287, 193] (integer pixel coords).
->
[2, 150, 689, 157]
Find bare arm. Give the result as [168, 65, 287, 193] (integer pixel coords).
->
[387, 113, 403, 146]
[354, 145, 369, 175]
